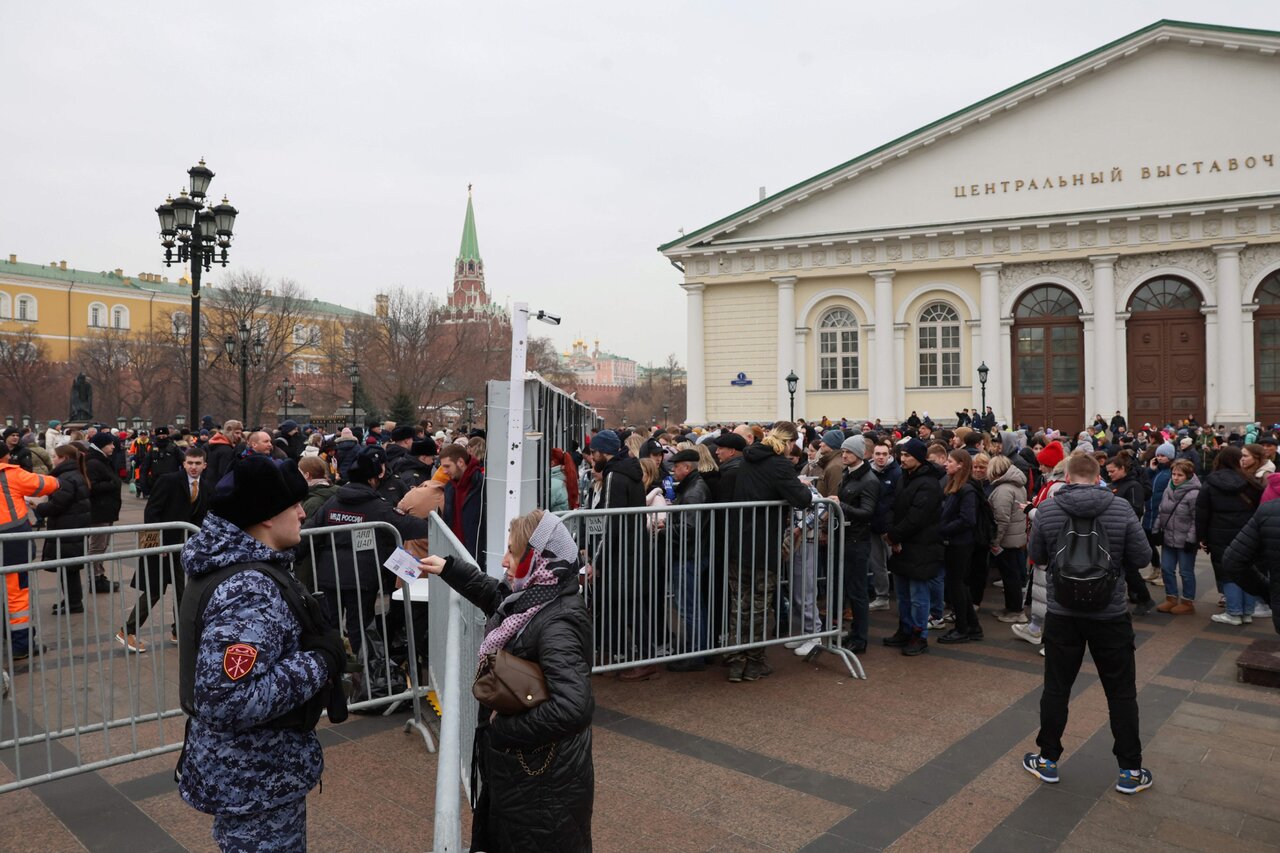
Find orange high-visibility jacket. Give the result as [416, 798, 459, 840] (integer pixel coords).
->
[0, 461, 58, 530]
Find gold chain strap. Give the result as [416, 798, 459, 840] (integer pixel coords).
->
[514, 743, 556, 776]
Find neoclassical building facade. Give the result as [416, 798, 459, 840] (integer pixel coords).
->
[661, 20, 1280, 429]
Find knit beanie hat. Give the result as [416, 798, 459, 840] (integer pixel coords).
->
[588, 430, 622, 456]
[900, 437, 929, 464]
[821, 429, 845, 451]
[210, 455, 308, 530]
[1035, 441, 1065, 469]
[1155, 442, 1176, 459]
[840, 435, 868, 459]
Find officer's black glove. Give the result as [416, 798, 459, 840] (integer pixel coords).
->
[300, 630, 347, 681]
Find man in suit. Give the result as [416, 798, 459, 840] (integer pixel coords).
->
[116, 446, 209, 653]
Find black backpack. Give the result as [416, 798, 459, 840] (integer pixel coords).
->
[1049, 514, 1117, 611]
[973, 484, 997, 547]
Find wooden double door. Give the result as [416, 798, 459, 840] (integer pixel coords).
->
[1126, 311, 1205, 427]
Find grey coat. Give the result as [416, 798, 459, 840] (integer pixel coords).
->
[988, 466, 1028, 549]
[1154, 476, 1201, 549]
[1029, 484, 1152, 620]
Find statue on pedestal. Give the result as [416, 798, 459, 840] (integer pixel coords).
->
[70, 373, 93, 421]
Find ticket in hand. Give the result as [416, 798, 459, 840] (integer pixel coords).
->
[382, 547, 424, 582]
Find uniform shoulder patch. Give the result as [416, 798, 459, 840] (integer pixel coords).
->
[223, 643, 258, 681]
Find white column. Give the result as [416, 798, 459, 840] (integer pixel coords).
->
[871, 270, 897, 422]
[894, 323, 909, 420]
[1081, 314, 1096, 424]
[976, 263, 1002, 395]
[1243, 304, 1259, 420]
[1214, 243, 1250, 421]
[1089, 254, 1119, 415]
[683, 283, 707, 424]
[999, 318, 1014, 421]
[1114, 312, 1130, 421]
[793, 327, 809, 422]
[773, 276, 797, 420]
[1203, 306, 1220, 427]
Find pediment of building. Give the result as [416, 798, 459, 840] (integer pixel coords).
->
[662, 21, 1280, 255]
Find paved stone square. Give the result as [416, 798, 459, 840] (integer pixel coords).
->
[3, 499, 1278, 851]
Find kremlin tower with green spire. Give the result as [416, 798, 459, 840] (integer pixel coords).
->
[446, 185, 505, 321]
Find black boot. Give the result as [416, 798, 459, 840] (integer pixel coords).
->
[842, 634, 867, 654]
[902, 633, 929, 656]
[937, 628, 970, 644]
[882, 629, 911, 647]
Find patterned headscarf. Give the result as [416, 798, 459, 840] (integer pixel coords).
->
[476, 512, 579, 668]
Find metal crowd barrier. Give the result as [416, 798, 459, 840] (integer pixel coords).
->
[427, 513, 485, 853]
[0, 518, 436, 795]
[559, 498, 864, 679]
[0, 522, 199, 794]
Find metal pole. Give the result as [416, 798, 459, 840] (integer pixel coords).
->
[189, 259, 202, 429]
[981, 380, 987, 418]
[501, 304, 530, 577]
[351, 381, 357, 428]
[789, 390, 795, 423]
[239, 348, 248, 425]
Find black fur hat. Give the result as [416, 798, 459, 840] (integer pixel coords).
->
[211, 455, 308, 530]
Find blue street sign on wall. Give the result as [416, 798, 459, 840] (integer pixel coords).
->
[730, 372, 753, 386]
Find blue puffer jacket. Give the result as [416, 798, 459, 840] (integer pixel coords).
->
[178, 514, 329, 816]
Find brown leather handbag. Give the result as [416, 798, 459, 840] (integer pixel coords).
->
[472, 650, 549, 715]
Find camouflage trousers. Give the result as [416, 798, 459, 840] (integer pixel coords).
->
[726, 562, 775, 664]
[212, 798, 306, 852]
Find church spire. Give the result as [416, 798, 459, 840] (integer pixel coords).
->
[457, 184, 481, 264]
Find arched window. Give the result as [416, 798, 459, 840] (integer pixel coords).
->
[15, 294, 36, 322]
[1254, 271, 1280, 399]
[1015, 285, 1079, 318]
[0, 293, 10, 319]
[88, 302, 107, 328]
[817, 307, 859, 390]
[111, 305, 129, 329]
[917, 301, 961, 387]
[1129, 276, 1201, 312]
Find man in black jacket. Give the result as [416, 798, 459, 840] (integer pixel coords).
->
[3, 429, 32, 472]
[397, 437, 437, 490]
[585, 430, 651, 681]
[384, 425, 417, 480]
[867, 440, 900, 610]
[837, 435, 878, 653]
[1023, 453, 1153, 795]
[729, 423, 812, 682]
[1224, 499, 1280, 634]
[86, 432, 123, 593]
[884, 438, 944, 656]
[439, 444, 485, 563]
[117, 447, 209, 653]
[142, 426, 184, 493]
[305, 448, 430, 661]
[666, 449, 711, 672]
[201, 420, 243, 493]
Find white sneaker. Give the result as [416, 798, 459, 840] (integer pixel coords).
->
[115, 631, 148, 653]
[996, 610, 1029, 624]
[784, 640, 804, 649]
[868, 597, 891, 611]
[1011, 623, 1043, 645]
[1211, 613, 1243, 626]
[1254, 603, 1273, 618]
[992, 580, 1005, 589]
[928, 617, 947, 630]
[1039, 647, 1046, 657]
[793, 639, 820, 657]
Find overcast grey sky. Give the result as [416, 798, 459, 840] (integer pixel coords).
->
[4, 2, 1278, 367]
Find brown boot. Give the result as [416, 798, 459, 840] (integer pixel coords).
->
[1170, 599, 1196, 615]
[1155, 595, 1178, 613]
[618, 664, 661, 682]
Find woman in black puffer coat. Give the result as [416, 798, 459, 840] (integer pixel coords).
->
[422, 510, 593, 853]
[1197, 446, 1261, 622]
[36, 444, 93, 613]
[938, 450, 982, 643]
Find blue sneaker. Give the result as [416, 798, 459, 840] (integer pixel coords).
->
[1116, 768, 1153, 794]
[1022, 752, 1059, 783]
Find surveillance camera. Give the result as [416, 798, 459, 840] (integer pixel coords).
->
[535, 310, 561, 326]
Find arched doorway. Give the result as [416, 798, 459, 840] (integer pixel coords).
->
[1012, 284, 1084, 431]
[1126, 276, 1205, 427]
[1254, 270, 1280, 424]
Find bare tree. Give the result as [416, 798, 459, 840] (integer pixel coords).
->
[0, 329, 49, 420]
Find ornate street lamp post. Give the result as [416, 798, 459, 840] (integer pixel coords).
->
[276, 377, 297, 422]
[663, 403, 669, 427]
[156, 159, 238, 430]
[224, 320, 264, 425]
[785, 370, 799, 423]
[347, 362, 360, 429]
[465, 396, 475, 432]
[977, 361, 990, 424]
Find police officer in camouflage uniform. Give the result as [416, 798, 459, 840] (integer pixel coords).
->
[177, 454, 347, 852]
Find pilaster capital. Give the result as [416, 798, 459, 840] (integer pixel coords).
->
[869, 269, 896, 283]
[681, 282, 706, 294]
[771, 275, 798, 289]
[1087, 254, 1120, 269]
[1211, 242, 1248, 258]
[793, 327, 810, 338]
[974, 263, 1003, 274]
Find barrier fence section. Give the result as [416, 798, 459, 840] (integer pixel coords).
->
[427, 513, 486, 853]
[558, 498, 864, 679]
[0, 519, 436, 795]
[296, 520, 435, 749]
[0, 522, 198, 794]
